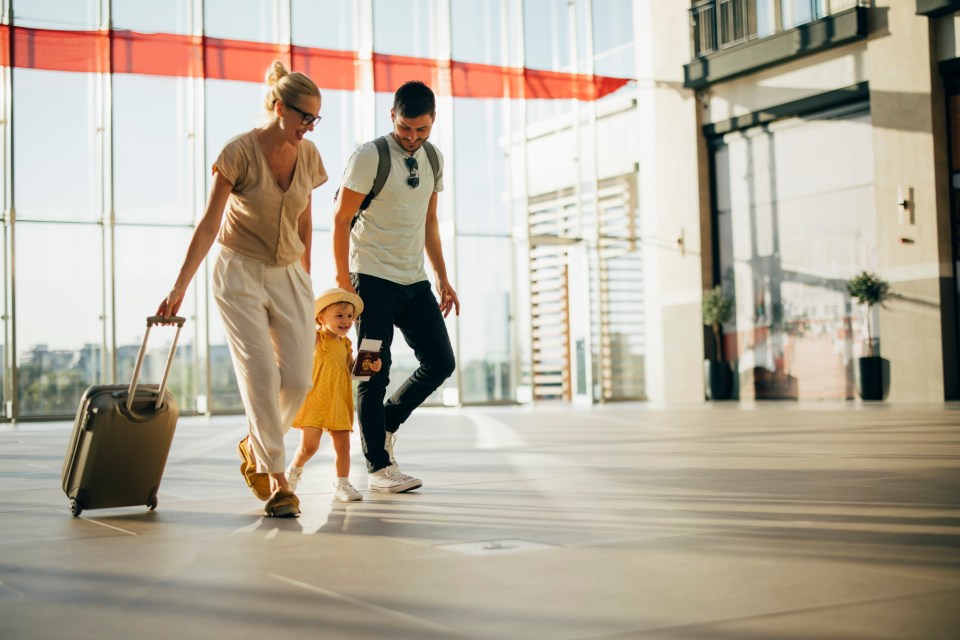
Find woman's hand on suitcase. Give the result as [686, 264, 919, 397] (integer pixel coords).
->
[157, 287, 185, 323]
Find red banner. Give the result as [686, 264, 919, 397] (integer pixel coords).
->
[0, 25, 630, 100]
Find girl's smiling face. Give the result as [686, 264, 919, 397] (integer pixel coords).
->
[318, 301, 355, 337]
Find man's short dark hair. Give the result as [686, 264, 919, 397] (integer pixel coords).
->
[393, 81, 436, 119]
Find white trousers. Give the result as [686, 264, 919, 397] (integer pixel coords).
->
[213, 246, 314, 473]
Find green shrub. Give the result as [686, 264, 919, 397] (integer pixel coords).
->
[846, 271, 893, 357]
[703, 285, 734, 360]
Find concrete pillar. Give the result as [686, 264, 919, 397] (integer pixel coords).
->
[635, 0, 705, 403]
[867, 1, 954, 401]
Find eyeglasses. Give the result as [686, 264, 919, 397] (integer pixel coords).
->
[284, 102, 322, 127]
[404, 156, 419, 189]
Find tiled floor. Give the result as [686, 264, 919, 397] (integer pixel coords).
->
[2, 402, 959, 639]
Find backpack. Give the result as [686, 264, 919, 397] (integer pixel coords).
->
[339, 136, 441, 227]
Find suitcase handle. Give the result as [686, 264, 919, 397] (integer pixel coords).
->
[127, 316, 186, 412]
[147, 315, 186, 327]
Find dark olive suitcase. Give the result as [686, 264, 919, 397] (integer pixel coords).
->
[61, 316, 185, 517]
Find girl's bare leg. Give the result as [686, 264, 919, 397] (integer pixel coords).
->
[291, 427, 323, 469]
[330, 430, 351, 478]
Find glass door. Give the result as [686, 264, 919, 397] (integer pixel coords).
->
[713, 105, 876, 400]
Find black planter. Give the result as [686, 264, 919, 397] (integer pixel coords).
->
[856, 356, 890, 401]
[704, 360, 734, 400]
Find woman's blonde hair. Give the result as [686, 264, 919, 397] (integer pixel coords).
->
[263, 60, 320, 114]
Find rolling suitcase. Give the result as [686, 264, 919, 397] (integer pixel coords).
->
[61, 315, 185, 517]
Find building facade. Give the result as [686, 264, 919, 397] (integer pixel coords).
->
[684, 0, 960, 402]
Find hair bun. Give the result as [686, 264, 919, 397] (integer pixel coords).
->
[265, 60, 288, 87]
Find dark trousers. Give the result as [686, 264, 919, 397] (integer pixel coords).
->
[351, 273, 456, 472]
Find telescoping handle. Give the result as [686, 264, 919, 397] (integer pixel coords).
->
[126, 316, 186, 412]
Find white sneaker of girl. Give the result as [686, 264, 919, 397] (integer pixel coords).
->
[333, 478, 363, 502]
[286, 466, 303, 493]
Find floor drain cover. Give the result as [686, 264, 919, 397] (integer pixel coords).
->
[436, 538, 559, 555]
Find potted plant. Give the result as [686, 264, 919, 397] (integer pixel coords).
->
[703, 285, 735, 400]
[846, 271, 893, 401]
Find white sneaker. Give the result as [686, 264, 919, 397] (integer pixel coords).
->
[368, 464, 422, 493]
[286, 466, 303, 492]
[384, 431, 398, 466]
[333, 479, 363, 502]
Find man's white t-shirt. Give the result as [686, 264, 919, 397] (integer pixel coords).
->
[343, 134, 445, 285]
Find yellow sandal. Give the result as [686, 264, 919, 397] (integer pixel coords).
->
[237, 436, 271, 501]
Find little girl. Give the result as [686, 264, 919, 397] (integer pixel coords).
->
[287, 288, 381, 501]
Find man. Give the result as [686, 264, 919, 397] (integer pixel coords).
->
[332, 81, 460, 493]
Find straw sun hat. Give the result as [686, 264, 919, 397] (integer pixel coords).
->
[314, 287, 364, 318]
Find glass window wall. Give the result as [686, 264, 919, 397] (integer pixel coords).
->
[451, 1, 504, 65]
[114, 75, 194, 225]
[203, 0, 275, 43]
[0, 0, 647, 419]
[13, 70, 100, 223]
[524, 0, 574, 125]
[112, 0, 190, 34]
[452, 99, 508, 235]
[457, 236, 515, 404]
[292, 0, 355, 51]
[15, 223, 104, 416]
[12, 0, 98, 30]
[372, 0, 437, 58]
[114, 226, 197, 412]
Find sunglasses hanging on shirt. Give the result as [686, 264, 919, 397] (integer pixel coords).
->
[405, 156, 419, 189]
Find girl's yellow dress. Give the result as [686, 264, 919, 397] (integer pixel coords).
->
[292, 331, 353, 431]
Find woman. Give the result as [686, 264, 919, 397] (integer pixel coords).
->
[157, 61, 327, 517]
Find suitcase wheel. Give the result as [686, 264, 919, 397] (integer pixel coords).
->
[147, 497, 158, 511]
[69, 499, 83, 518]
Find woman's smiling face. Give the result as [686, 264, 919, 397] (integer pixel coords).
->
[281, 94, 321, 144]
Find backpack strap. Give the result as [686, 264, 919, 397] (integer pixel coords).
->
[348, 136, 391, 229]
[422, 140, 440, 188]
[360, 136, 391, 211]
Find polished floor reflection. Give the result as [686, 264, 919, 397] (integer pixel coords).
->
[2, 403, 959, 639]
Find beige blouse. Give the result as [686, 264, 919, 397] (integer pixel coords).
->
[213, 130, 328, 265]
